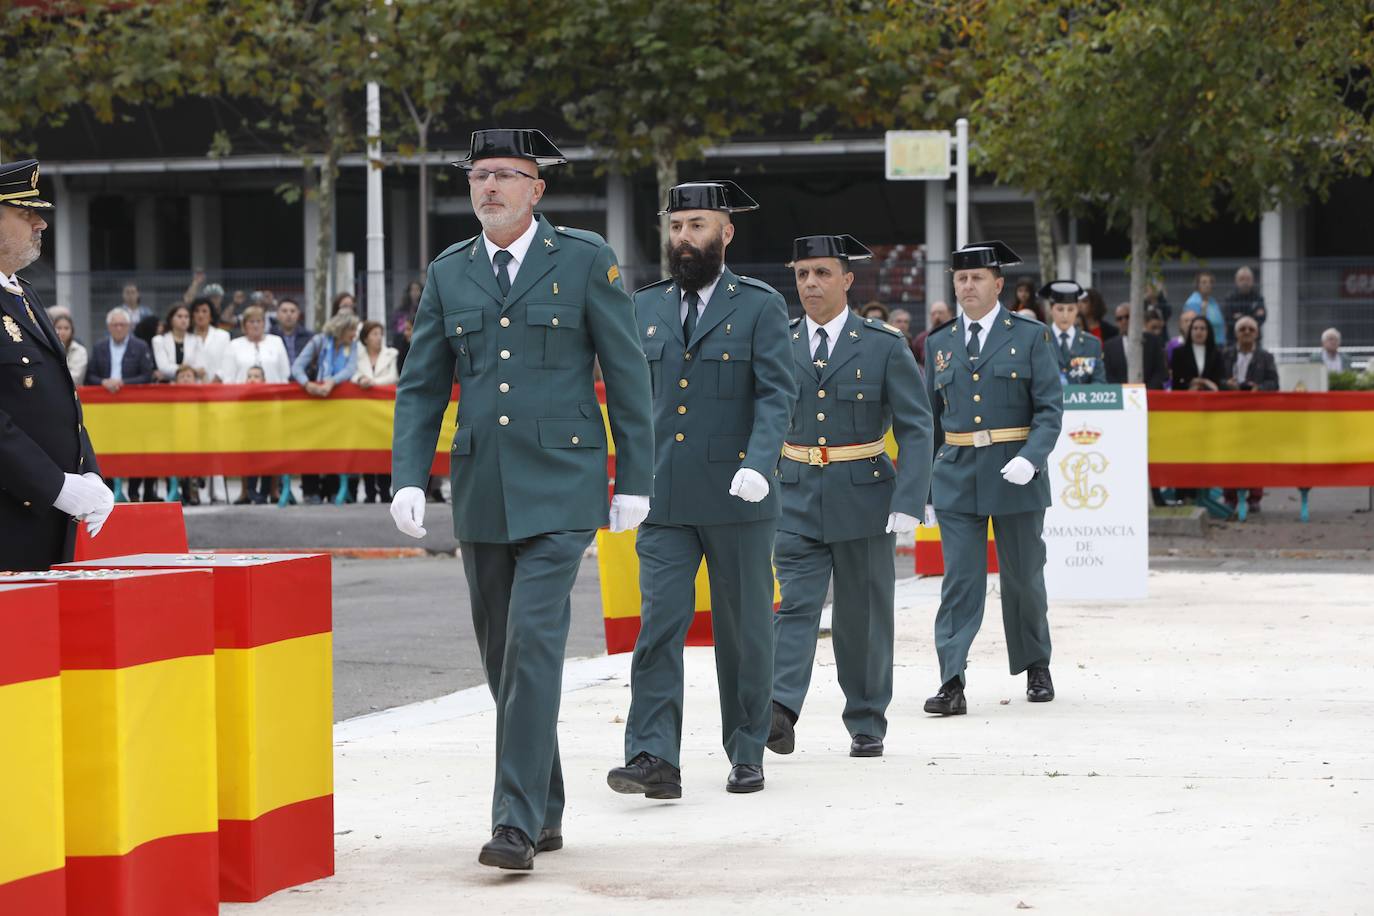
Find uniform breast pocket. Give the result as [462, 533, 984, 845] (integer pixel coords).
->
[525, 303, 583, 369]
[850, 455, 896, 486]
[837, 382, 881, 432]
[701, 341, 750, 399]
[450, 426, 473, 459]
[642, 338, 665, 398]
[444, 309, 484, 376]
[0, 346, 43, 390]
[994, 363, 1032, 407]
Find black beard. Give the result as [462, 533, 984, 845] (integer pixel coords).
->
[667, 234, 725, 292]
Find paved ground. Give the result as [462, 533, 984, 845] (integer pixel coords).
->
[226, 567, 1373, 915]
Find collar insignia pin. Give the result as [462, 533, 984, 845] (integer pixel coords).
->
[727, 283, 736, 293]
[543, 237, 554, 247]
[1004, 318, 1012, 327]
[553, 282, 559, 295]
[726, 323, 732, 334]
[792, 331, 800, 340]
[849, 330, 859, 338]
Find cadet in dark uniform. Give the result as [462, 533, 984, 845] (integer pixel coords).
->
[0, 159, 110, 571]
[389, 130, 654, 870]
[923, 242, 1064, 715]
[1043, 280, 1106, 384]
[766, 235, 933, 759]
[608, 181, 795, 797]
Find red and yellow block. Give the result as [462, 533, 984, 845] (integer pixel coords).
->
[0, 583, 65, 916]
[72, 502, 188, 561]
[62, 553, 334, 902]
[597, 529, 782, 655]
[914, 519, 999, 577]
[4, 569, 218, 916]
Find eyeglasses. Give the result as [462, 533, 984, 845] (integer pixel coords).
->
[466, 168, 536, 185]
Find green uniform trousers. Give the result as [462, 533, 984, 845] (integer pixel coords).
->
[625, 519, 777, 768]
[772, 530, 896, 739]
[460, 529, 595, 842]
[934, 508, 1051, 685]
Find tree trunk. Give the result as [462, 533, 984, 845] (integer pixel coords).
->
[417, 119, 430, 278]
[1033, 193, 1057, 285]
[655, 152, 678, 278]
[1127, 198, 1148, 385]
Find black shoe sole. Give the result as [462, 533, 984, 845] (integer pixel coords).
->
[726, 781, 765, 794]
[477, 849, 533, 870]
[535, 836, 563, 853]
[923, 700, 967, 715]
[766, 733, 795, 755]
[1027, 693, 1055, 703]
[607, 773, 682, 800]
[849, 746, 884, 758]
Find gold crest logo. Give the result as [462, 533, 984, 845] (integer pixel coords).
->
[1059, 451, 1109, 510]
[3, 315, 23, 342]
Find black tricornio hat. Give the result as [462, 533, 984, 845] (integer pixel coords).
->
[658, 180, 760, 215]
[0, 160, 53, 210]
[950, 240, 1021, 270]
[1038, 280, 1085, 304]
[787, 234, 874, 267]
[452, 129, 568, 169]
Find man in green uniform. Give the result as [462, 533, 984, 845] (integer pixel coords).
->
[1043, 280, 1106, 385]
[922, 241, 1064, 716]
[389, 129, 654, 870]
[766, 235, 933, 760]
[607, 180, 795, 797]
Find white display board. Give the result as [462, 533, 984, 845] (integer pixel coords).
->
[1043, 383, 1149, 600]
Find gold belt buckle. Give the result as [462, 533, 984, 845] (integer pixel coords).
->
[808, 446, 828, 466]
[972, 430, 992, 448]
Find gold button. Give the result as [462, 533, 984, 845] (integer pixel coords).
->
[817, 436, 827, 445]
[499, 415, 510, 425]
[455, 325, 463, 334]
[973, 394, 981, 402]
[21, 356, 29, 364]
[500, 316, 510, 327]
[738, 451, 747, 459]
[1011, 348, 1017, 354]
[856, 393, 864, 400]
[684, 352, 693, 360]
[23, 500, 32, 507]
[679, 379, 688, 388]
[571, 435, 580, 445]
[722, 352, 730, 361]
[1011, 371, 1018, 378]
[972, 373, 980, 381]
[499, 382, 510, 393]
[974, 415, 983, 423]
[817, 412, 826, 421]
[817, 389, 826, 398]
[552, 317, 560, 326]
[873, 470, 880, 478]
[675, 432, 685, 442]
[500, 349, 511, 360]
[677, 405, 687, 415]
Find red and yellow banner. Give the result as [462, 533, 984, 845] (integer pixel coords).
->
[61, 553, 335, 903]
[3, 569, 219, 916]
[914, 520, 999, 577]
[0, 583, 66, 916]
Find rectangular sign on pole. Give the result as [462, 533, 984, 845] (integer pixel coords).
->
[1043, 383, 1149, 600]
[885, 130, 952, 180]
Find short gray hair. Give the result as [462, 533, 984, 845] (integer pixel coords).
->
[106, 306, 133, 326]
[1321, 327, 1341, 344]
[322, 311, 357, 342]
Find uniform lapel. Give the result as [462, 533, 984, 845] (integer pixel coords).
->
[975, 309, 1015, 364]
[464, 238, 505, 307]
[0, 284, 57, 354]
[657, 282, 684, 345]
[792, 321, 813, 376]
[505, 215, 559, 308]
[817, 311, 864, 386]
[948, 315, 971, 369]
[686, 267, 739, 350]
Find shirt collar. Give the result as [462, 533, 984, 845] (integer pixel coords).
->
[1053, 324, 1076, 344]
[963, 303, 1001, 332]
[0, 270, 20, 292]
[682, 268, 726, 308]
[483, 217, 540, 269]
[805, 308, 850, 345]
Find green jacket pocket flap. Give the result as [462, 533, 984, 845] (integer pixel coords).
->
[537, 417, 605, 448]
[525, 303, 583, 329]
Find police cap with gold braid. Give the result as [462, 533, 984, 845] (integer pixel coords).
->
[0, 160, 53, 210]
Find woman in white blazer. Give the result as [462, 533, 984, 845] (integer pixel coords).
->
[152, 302, 200, 381]
[222, 306, 291, 383]
[50, 312, 88, 387]
[189, 296, 232, 382]
[354, 319, 399, 502]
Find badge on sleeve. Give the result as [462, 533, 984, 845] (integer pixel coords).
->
[607, 264, 621, 285]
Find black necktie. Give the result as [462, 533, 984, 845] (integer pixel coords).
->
[813, 327, 829, 378]
[493, 249, 514, 296]
[1059, 331, 1071, 357]
[683, 291, 700, 343]
[967, 321, 982, 359]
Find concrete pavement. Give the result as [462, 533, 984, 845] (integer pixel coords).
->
[228, 568, 1373, 914]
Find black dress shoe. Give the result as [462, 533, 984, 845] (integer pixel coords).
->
[726, 763, 764, 793]
[607, 751, 682, 799]
[1027, 666, 1055, 702]
[924, 676, 967, 716]
[535, 826, 562, 853]
[766, 701, 796, 755]
[849, 734, 884, 757]
[478, 825, 533, 870]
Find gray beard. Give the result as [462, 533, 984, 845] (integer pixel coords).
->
[477, 205, 531, 236]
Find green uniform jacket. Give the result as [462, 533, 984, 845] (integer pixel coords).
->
[778, 311, 934, 543]
[1053, 328, 1106, 384]
[633, 267, 795, 525]
[925, 308, 1064, 517]
[392, 214, 654, 542]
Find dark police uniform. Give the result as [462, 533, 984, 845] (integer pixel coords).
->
[617, 181, 795, 789]
[769, 235, 934, 757]
[0, 159, 101, 572]
[924, 242, 1063, 713]
[1041, 280, 1106, 384]
[390, 131, 654, 859]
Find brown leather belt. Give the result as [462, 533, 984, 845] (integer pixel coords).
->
[781, 439, 887, 467]
[944, 426, 1031, 448]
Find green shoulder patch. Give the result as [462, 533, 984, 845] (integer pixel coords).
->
[553, 224, 606, 247]
[864, 317, 904, 337]
[735, 274, 780, 295]
[633, 277, 674, 296]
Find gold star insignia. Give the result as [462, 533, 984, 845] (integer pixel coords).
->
[543, 237, 554, 247]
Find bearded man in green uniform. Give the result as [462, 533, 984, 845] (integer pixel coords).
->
[923, 241, 1064, 716]
[766, 235, 933, 760]
[389, 129, 654, 870]
[607, 180, 795, 797]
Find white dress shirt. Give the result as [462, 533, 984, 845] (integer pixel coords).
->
[680, 270, 725, 323]
[189, 326, 232, 381]
[805, 308, 850, 359]
[0, 270, 21, 294]
[1232, 347, 1253, 382]
[483, 219, 539, 285]
[963, 303, 1002, 353]
[108, 337, 129, 380]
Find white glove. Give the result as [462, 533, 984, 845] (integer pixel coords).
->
[728, 468, 769, 503]
[885, 511, 919, 534]
[52, 472, 110, 519]
[923, 504, 938, 527]
[81, 472, 115, 538]
[1000, 456, 1036, 486]
[608, 494, 651, 533]
[389, 486, 427, 539]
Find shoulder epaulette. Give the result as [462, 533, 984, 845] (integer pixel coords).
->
[735, 274, 779, 294]
[633, 277, 674, 296]
[789, 316, 802, 327]
[929, 316, 958, 335]
[864, 317, 904, 337]
[553, 224, 605, 247]
[1011, 309, 1044, 325]
[434, 235, 479, 262]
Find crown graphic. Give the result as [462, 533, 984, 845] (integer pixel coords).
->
[1068, 425, 1102, 445]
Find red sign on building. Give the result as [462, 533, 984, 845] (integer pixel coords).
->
[1340, 267, 1374, 299]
